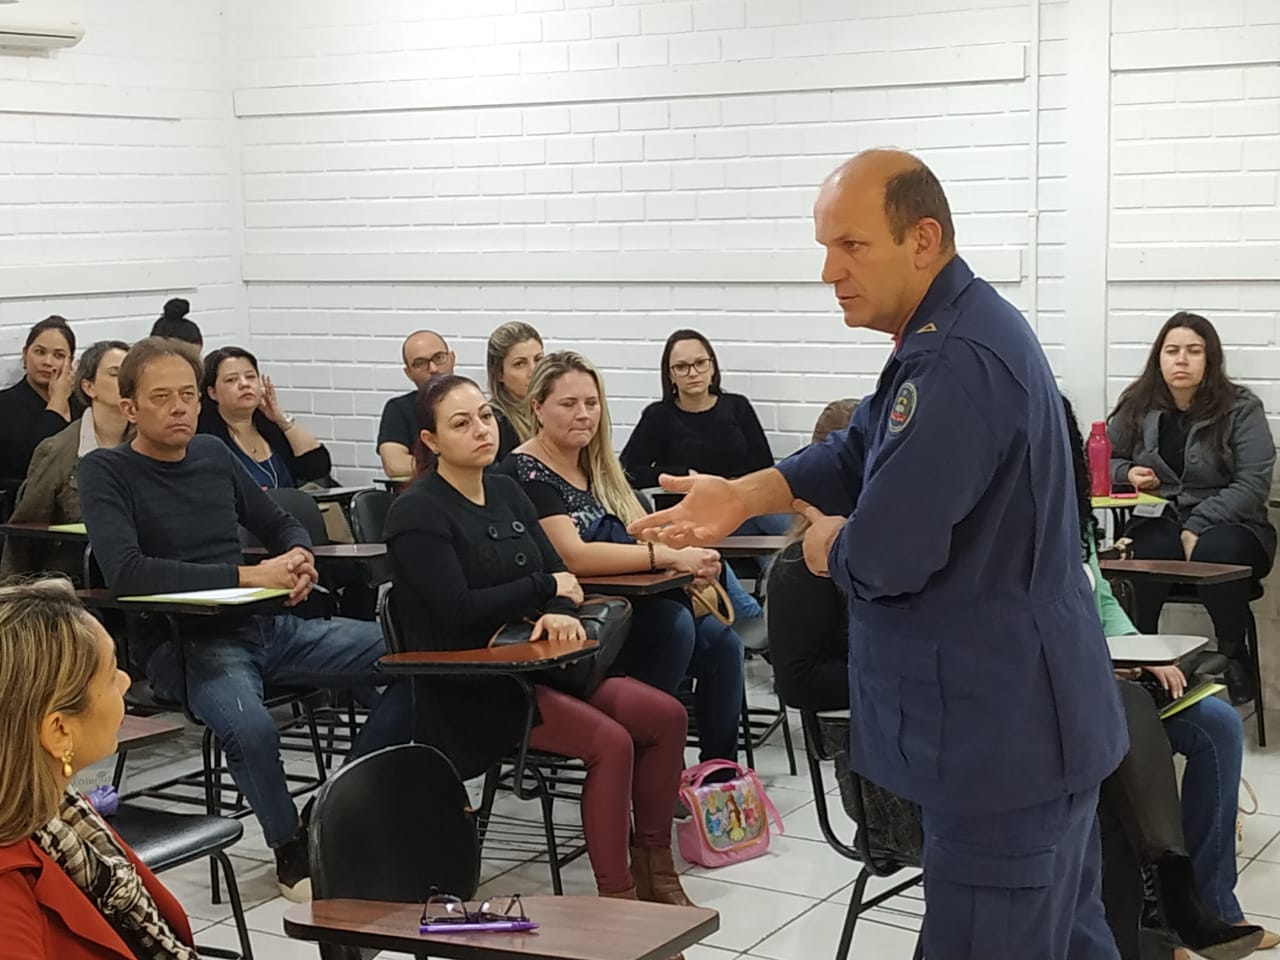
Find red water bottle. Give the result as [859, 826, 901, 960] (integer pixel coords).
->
[1087, 421, 1112, 498]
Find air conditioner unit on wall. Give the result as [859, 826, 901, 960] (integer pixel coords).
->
[0, 0, 84, 52]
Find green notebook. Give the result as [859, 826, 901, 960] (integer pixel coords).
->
[48, 522, 88, 534]
[1158, 682, 1227, 720]
[118, 587, 290, 606]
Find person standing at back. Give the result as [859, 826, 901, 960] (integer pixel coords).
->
[631, 150, 1128, 960]
[377, 330, 455, 480]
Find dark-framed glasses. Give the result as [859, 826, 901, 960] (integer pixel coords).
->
[410, 351, 452, 371]
[420, 888, 528, 927]
[670, 357, 712, 377]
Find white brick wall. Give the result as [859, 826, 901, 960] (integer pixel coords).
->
[0, 1, 243, 378]
[230, 0, 1040, 473]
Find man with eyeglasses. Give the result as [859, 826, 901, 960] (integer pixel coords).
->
[377, 330, 456, 479]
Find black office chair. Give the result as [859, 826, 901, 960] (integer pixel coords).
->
[267, 487, 331, 546]
[309, 743, 480, 960]
[348, 489, 393, 544]
[379, 585, 589, 894]
[109, 804, 254, 960]
[346, 488, 394, 594]
[800, 709, 925, 960]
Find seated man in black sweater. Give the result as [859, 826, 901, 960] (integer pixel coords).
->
[79, 337, 409, 903]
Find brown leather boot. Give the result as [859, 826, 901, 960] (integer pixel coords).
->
[629, 845, 694, 907]
[600, 884, 638, 900]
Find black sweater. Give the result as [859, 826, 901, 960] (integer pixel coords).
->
[766, 541, 850, 712]
[620, 393, 774, 488]
[79, 435, 310, 662]
[197, 407, 332, 487]
[384, 470, 577, 778]
[0, 378, 84, 482]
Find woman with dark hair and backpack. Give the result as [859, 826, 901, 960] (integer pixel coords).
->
[1107, 312, 1276, 704]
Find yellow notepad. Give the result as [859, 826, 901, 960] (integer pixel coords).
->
[118, 587, 290, 606]
[48, 522, 88, 534]
[1158, 682, 1227, 720]
[1091, 493, 1167, 510]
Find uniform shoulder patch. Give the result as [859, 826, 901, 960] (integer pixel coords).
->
[887, 381, 917, 435]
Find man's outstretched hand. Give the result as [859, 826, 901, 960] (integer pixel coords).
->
[627, 472, 750, 547]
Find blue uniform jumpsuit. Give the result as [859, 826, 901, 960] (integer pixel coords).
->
[777, 256, 1129, 959]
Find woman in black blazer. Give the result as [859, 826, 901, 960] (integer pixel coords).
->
[384, 375, 692, 907]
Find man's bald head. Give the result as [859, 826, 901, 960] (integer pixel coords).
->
[402, 329, 455, 388]
[814, 149, 957, 335]
[822, 150, 955, 253]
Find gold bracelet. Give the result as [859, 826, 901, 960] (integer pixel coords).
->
[646, 541, 657, 572]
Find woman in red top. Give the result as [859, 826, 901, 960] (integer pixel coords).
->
[0, 579, 196, 960]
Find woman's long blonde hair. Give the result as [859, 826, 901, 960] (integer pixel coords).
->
[0, 578, 101, 845]
[526, 351, 643, 525]
[486, 321, 542, 444]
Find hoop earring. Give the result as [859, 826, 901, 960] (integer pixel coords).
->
[61, 750, 74, 779]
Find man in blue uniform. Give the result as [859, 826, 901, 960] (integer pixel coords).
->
[631, 150, 1129, 958]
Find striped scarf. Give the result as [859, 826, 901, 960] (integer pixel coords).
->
[33, 789, 196, 960]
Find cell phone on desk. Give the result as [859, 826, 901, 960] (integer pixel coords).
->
[1111, 482, 1138, 499]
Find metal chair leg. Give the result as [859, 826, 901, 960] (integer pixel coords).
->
[740, 691, 755, 770]
[214, 850, 255, 960]
[777, 694, 797, 776]
[835, 869, 870, 960]
[531, 767, 563, 895]
[1247, 611, 1266, 747]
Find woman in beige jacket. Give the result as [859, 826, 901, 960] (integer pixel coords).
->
[1, 341, 130, 582]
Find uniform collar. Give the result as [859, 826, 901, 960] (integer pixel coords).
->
[896, 255, 973, 346]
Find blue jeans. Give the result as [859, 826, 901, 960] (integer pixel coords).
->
[1164, 696, 1245, 923]
[611, 595, 696, 694]
[689, 616, 745, 763]
[724, 565, 762, 620]
[147, 615, 411, 848]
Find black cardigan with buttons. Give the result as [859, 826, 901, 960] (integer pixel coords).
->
[383, 469, 578, 778]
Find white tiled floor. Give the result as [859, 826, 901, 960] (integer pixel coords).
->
[121, 658, 1280, 960]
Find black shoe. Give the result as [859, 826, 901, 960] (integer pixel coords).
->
[274, 830, 312, 903]
[1146, 855, 1263, 960]
[1225, 660, 1257, 706]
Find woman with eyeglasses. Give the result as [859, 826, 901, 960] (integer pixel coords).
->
[621, 329, 791, 540]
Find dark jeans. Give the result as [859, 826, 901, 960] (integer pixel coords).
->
[1125, 517, 1271, 661]
[689, 615, 745, 763]
[1165, 695, 1246, 924]
[611, 595, 696, 694]
[147, 614, 411, 848]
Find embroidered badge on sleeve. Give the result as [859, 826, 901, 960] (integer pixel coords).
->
[888, 381, 917, 435]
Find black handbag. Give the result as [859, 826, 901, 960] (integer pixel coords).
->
[488, 595, 633, 700]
